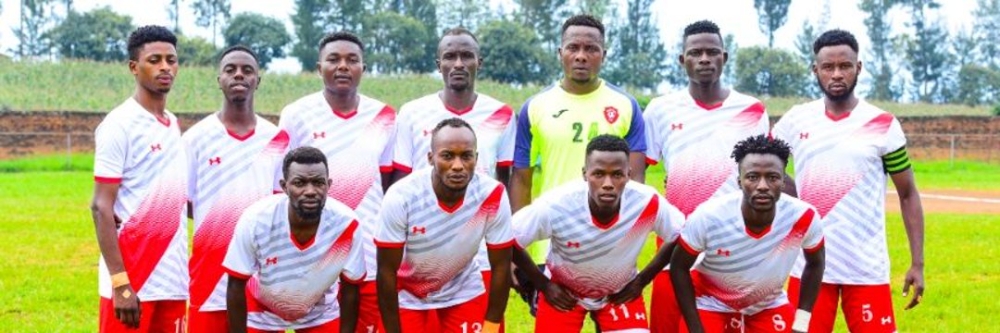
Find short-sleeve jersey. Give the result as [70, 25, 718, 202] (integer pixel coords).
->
[93, 97, 189, 301]
[374, 169, 514, 310]
[677, 192, 823, 315]
[183, 114, 288, 312]
[514, 80, 647, 194]
[643, 90, 770, 216]
[773, 99, 906, 284]
[222, 195, 365, 330]
[279, 91, 395, 281]
[512, 180, 683, 310]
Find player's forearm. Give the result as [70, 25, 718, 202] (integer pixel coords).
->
[486, 248, 512, 323]
[91, 204, 126, 274]
[495, 165, 512, 190]
[512, 246, 548, 288]
[797, 249, 825, 312]
[637, 242, 676, 285]
[510, 168, 533, 212]
[376, 270, 402, 333]
[628, 153, 646, 184]
[226, 278, 248, 333]
[338, 282, 360, 333]
[899, 190, 925, 268]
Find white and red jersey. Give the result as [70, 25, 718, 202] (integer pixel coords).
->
[512, 181, 684, 310]
[773, 100, 906, 285]
[394, 93, 515, 273]
[279, 91, 395, 281]
[677, 192, 823, 315]
[183, 114, 289, 312]
[222, 195, 366, 330]
[93, 97, 188, 301]
[643, 90, 770, 217]
[374, 168, 514, 310]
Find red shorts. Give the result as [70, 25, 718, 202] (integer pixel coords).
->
[399, 295, 487, 333]
[358, 281, 384, 333]
[478, 270, 505, 333]
[99, 298, 186, 333]
[650, 269, 680, 333]
[679, 304, 793, 333]
[247, 318, 340, 333]
[186, 308, 226, 333]
[787, 277, 897, 333]
[535, 293, 649, 332]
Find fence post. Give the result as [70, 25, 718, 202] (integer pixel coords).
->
[950, 134, 956, 168]
[66, 133, 72, 170]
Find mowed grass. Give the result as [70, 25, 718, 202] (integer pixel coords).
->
[1, 158, 998, 331]
[3, 60, 995, 116]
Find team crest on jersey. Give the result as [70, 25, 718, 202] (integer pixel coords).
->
[603, 106, 619, 124]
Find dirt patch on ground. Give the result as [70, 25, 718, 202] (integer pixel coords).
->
[885, 189, 1000, 214]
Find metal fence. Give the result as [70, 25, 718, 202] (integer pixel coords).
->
[1, 132, 998, 165]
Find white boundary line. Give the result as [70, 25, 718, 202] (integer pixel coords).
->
[887, 190, 1000, 204]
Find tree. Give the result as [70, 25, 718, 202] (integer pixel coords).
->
[973, 0, 1000, 68]
[735, 46, 809, 97]
[722, 34, 738, 88]
[290, 0, 331, 71]
[575, 0, 613, 19]
[604, 0, 667, 91]
[956, 64, 1000, 106]
[14, 0, 56, 58]
[860, 0, 903, 101]
[661, 39, 687, 89]
[329, 0, 365, 32]
[223, 13, 291, 69]
[952, 27, 978, 67]
[515, 0, 568, 52]
[794, 20, 820, 97]
[399, 0, 438, 73]
[167, 0, 183, 33]
[902, 0, 952, 102]
[477, 19, 554, 84]
[754, 0, 791, 48]
[177, 34, 218, 67]
[191, 0, 231, 46]
[45, 7, 134, 62]
[363, 11, 431, 74]
[438, 0, 489, 31]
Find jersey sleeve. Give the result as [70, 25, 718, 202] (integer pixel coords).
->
[802, 208, 824, 253]
[511, 201, 551, 249]
[771, 108, 793, 145]
[756, 102, 771, 135]
[182, 131, 198, 199]
[340, 220, 368, 283]
[513, 103, 534, 169]
[380, 107, 398, 172]
[222, 210, 259, 280]
[485, 187, 515, 248]
[497, 105, 517, 167]
[391, 107, 415, 173]
[677, 209, 709, 255]
[624, 98, 647, 153]
[881, 115, 907, 155]
[653, 195, 684, 243]
[93, 121, 127, 183]
[277, 108, 302, 150]
[642, 102, 663, 165]
[374, 187, 408, 248]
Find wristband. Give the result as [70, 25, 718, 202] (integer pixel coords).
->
[111, 272, 130, 289]
[792, 309, 811, 332]
[482, 320, 501, 333]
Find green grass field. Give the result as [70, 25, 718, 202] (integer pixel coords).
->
[2, 60, 995, 116]
[1, 157, 998, 332]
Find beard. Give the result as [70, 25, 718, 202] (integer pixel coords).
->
[292, 201, 323, 220]
[818, 77, 857, 103]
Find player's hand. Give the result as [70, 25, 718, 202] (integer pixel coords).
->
[510, 266, 524, 294]
[607, 276, 645, 304]
[113, 284, 141, 328]
[542, 282, 577, 312]
[902, 265, 924, 310]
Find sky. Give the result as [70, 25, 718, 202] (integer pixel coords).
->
[0, 0, 981, 90]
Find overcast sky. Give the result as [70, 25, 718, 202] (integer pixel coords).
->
[0, 0, 980, 83]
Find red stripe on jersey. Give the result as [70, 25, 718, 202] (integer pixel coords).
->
[496, 160, 513, 167]
[486, 238, 516, 249]
[825, 110, 850, 121]
[777, 208, 817, 251]
[190, 191, 252, 309]
[290, 231, 316, 251]
[445, 103, 474, 116]
[392, 162, 413, 173]
[695, 99, 724, 111]
[731, 102, 767, 128]
[677, 237, 700, 255]
[860, 113, 895, 135]
[374, 239, 405, 248]
[320, 220, 359, 274]
[481, 105, 514, 131]
[332, 109, 358, 119]
[645, 156, 659, 166]
[438, 196, 465, 213]
[95, 176, 122, 184]
[225, 267, 252, 280]
[745, 224, 772, 239]
[590, 214, 620, 230]
[117, 179, 185, 293]
[264, 130, 290, 154]
[226, 128, 255, 141]
[380, 165, 394, 173]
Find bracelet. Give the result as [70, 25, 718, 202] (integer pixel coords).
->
[792, 309, 811, 332]
[482, 320, 501, 333]
[111, 272, 130, 289]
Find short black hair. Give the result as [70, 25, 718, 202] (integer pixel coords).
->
[731, 134, 791, 167]
[318, 31, 364, 52]
[431, 117, 476, 138]
[813, 29, 858, 55]
[442, 27, 479, 43]
[218, 45, 259, 65]
[282, 146, 329, 179]
[586, 134, 630, 157]
[562, 14, 605, 39]
[683, 20, 723, 46]
[127, 25, 177, 61]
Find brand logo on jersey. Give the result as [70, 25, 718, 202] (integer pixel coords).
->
[150, 144, 161, 152]
[265, 257, 278, 265]
[881, 316, 892, 325]
[208, 157, 221, 165]
[636, 311, 647, 320]
[552, 109, 569, 118]
[604, 106, 619, 124]
[799, 132, 809, 139]
[671, 123, 683, 130]
[566, 241, 581, 248]
[313, 132, 326, 139]
[716, 248, 731, 257]
[411, 226, 426, 235]
[422, 129, 432, 137]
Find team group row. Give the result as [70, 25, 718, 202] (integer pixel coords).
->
[90, 13, 925, 333]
